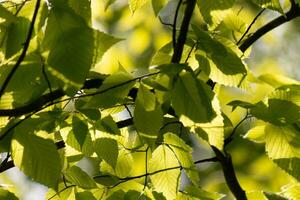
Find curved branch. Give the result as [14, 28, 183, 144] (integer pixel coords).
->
[239, 3, 300, 52]
[171, 0, 197, 63]
[211, 146, 247, 200]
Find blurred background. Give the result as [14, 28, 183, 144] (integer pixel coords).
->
[1, 0, 300, 199]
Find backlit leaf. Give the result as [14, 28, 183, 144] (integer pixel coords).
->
[11, 132, 61, 188]
[172, 72, 215, 123]
[149, 144, 180, 199]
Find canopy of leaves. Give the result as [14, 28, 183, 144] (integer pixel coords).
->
[0, 0, 300, 199]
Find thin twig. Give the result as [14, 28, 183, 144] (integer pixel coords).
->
[0, 0, 41, 99]
[239, 4, 300, 52]
[94, 157, 217, 188]
[158, 16, 174, 28]
[184, 41, 197, 63]
[236, 8, 265, 45]
[224, 113, 252, 146]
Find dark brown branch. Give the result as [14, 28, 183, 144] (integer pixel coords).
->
[171, 0, 197, 63]
[0, 160, 14, 173]
[236, 8, 265, 45]
[0, 90, 65, 117]
[211, 146, 247, 200]
[239, 3, 300, 52]
[0, 0, 41, 99]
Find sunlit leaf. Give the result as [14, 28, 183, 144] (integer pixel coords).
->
[129, 0, 147, 14]
[197, 0, 235, 29]
[86, 71, 135, 109]
[134, 84, 163, 138]
[0, 188, 18, 200]
[164, 133, 200, 185]
[265, 124, 300, 181]
[5, 17, 30, 58]
[253, 0, 283, 14]
[244, 125, 266, 143]
[149, 144, 180, 199]
[95, 137, 118, 168]
[65, 165, 97, 189]
[11, 132, 62, 188]
[281, 183, 300, 200]
[172, 72, 216, 123]
[151, 0, 167, 16]
[66, 116, 93, 156]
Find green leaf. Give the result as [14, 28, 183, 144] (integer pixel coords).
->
[149, 144, 180, 199]
[66, 116, 93, 156]
[104, 0, 117, 10]
[0, 55, 47, 106]
[253, 0, 283, 14]
[179, 185, 225, 200]
[0, 188, 18, 200]
[68, 0, 91, 24]
[193, 96, 224, 150]
[251, 100, 300, 126]
[5, 17, 30, 58]
[93, 30, 123, 67]
[134, 84, 163, 138]
[172, 72, 215, 123]
[151, 0, 167, 16]
[95, 115, 121, 135]
[151, 42, 172, 66]
[197, 0, 235, 29]
[46, 182, 75, 200]
[164, 133, 200, 185]
[246, 191, 267, 200]
[258, 73, 299, 88]
[75, 99, 101, 121]
[86, 71, 135, 109]
[265, 124, 300, 181]
[129, 0, 147, 14]
[99, 148, 134, 178]
[75, 191, 97, 200]
[47, 27, 94, 86]
[65, 165, 97, 189]
[196, 54, 247, 87]
[11, 132, 62, 188]
[0, 4, 17, 22]
[244, 125, 266, 143]
[95, 137, 118, 168]
[193, 27, 247, 86]
[264, 192, 288, 200]
[281, 183, 300, 200]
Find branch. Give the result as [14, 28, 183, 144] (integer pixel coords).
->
[171, 0, 197, 63]
[236, 8, 265, 45]
[0, 0, 41, 99]
[211, 146, 247, 200]
[93, 157, 217, 188]
[0, 160, 14, 173]
[0, 72, 159, 117]
[239, 3, 300, 52]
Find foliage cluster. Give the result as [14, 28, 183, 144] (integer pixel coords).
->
[1, 0, 300, 199]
